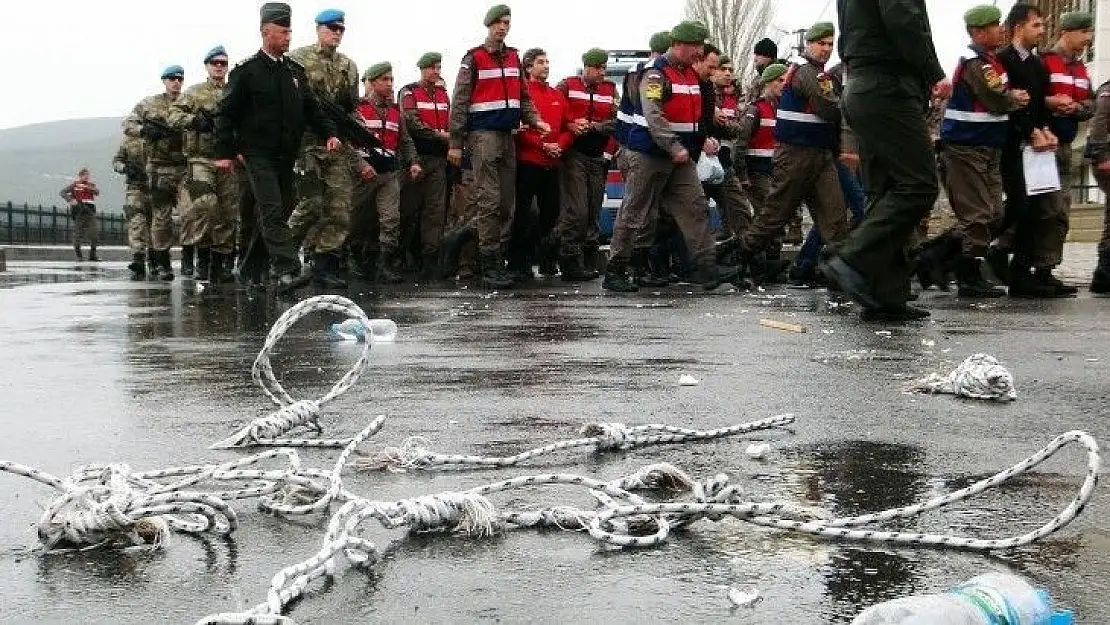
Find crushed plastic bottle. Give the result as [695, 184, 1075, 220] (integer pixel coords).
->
[851, 572, 1073, 625]
[327, 319, 397, 343]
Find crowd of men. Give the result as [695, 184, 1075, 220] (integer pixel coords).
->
[106, 1, 1110, 321]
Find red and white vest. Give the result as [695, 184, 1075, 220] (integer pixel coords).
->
[358, 100, 402, 151]
[746, 99, 777, 173]
[626, 56, 701, 156]
[401, 81, 450, 155]
[467, 45, 523, 131]
[1042, 50, 1092, 144]
[70, 180, 97, 203]
[560, 75, 617, 156]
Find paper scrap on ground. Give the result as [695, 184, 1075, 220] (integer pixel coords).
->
[729, 586, 761, 607]
[678, 375, 699, 386]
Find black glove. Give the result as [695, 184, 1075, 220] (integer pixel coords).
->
[125, 163, 145, 180]
[139, 122, 169, 141]
[191, 110, 214, 132]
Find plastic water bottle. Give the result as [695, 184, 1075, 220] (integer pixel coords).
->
[850, 572, 1073, 625]
[327, 319, 397, 343]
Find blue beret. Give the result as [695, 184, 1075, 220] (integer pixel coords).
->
[315, 9, 344, 24]
[161, 65, 185, 79]
[203, 46, 228, 64]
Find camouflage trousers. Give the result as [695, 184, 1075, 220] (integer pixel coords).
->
[288, 149, 353, 255]
[72, 208, 98, 249]
[179, 159, 239, 254]
[125, 182, 152, 254]
[147, 163, 186, 251]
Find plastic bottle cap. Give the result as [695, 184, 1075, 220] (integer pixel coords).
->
[1051, 609, 1074, 625]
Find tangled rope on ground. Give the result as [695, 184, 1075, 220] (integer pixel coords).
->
[196, 430, 1099, 624]
[907, 353, 1017, 401]
[211, 295, 372, 449]
[360, 413, 797, 471]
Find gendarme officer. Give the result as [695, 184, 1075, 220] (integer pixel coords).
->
[213, 2, 340, 290]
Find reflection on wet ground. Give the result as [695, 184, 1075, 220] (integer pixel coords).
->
[0, 262, 1108, 624]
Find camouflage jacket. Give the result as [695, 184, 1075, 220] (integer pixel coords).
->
[111, 136, 148, 187]
[289, 44, 359, 148]
[122, 93, 186, 165]
[166, 78, 227, 159]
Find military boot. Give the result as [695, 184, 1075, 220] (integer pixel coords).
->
[128, 253, 146, 281]
[583, 244, 601, 277]
[312, 253, 349, 290]
[560, 253, 596, 282]
[153, 250, 174, 281]
[956, 256, 1005, 298]
[1092, 255, 1110, 294]
[196, 247, 211, 282]
[420, 252, 444, 283]
[984, 247, 1011, 285]
[633, 250, 670, 287]
[377, 250, 404, 284]
[1007, 258, 1058, 298]
[479, 253, 514, 289]
[602, 257, 638, 292]
[88, 246, 99, 262]
[537, 235, 559, 277]
[180, 245, 195, 278]
[207, 252, 231, 284]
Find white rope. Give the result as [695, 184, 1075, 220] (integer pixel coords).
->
[360, 414, 797, 471]
[907, 353, 1017, 401]
[212, 296, 372, 449]
[195, 431, 1100, 624]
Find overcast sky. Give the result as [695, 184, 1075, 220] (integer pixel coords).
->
[0, 0, 1015, 131]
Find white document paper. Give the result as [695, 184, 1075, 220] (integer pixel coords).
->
[1022, 146, 1061, 196]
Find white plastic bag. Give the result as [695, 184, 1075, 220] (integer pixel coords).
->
[697, 153, 725, 184]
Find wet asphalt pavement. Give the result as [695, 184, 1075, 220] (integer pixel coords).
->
[0, 260, 1108, 624]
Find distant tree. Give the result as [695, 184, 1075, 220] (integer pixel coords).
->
[684, 0, 774, 81]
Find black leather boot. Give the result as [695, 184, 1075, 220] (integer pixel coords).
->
[956, 256, 1005, 298]
[312, 253, 349, 290]
[128, 253, 146, 281]
[180, 245, 195, 278]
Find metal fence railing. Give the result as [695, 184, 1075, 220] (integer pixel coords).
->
[0, 201, 128, 246]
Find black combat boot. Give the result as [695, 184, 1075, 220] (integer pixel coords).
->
[1032, 267, 1078, 297]
[377, 250, 404, 284]
[633, 250, 670, 287]
[537, 235, 559, 277]
[479, 253, 514, 289]
[180, 245, 195, 278]
[206, 252, 228, 284]
[560, 253, 596, 282]
[421, 252, 444, 282]
[312, 253, 349, 290]
[1092, 255, 1110, 294]
[196, 247, 211, 282]
[74, 246, 83, 261]
[88, 245, 99, 262]
[602, 257, 638, 292]
[155, 250, 174, 281]
[956, 256, 1005, 298]
[583, 243, 601, 277]
[1007, 258, 1058, 298]
[985, 247, 1011, 285]
[128, 253, 146, 281]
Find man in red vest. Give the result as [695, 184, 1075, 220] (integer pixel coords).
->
[60, 168, 100, 261]
[350, 62, 421, 284]
[741, 63, 788, 255]
[555, 47, 617, 281]
[447, 4, 549, 288]
[399, 52, 452, 281]
[508, 48, 566, 284]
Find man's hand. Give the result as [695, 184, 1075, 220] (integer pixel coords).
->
[702, 137, 720, 156]
[447, 147, 463, 167]
[1097, 159, 1110, 173]
[359, 162, 377, 181]
[714, 108, 730, 126]
[1011, 89, 1031, 108]
[931, 78, 953, 100]
[840, 152, 861, 169]
[571, 118, 589, 135]
[409, 164, 423, 180]
[213, 159, 236, 171]
[1030, 128, 1056, 152]
[673, 148, 690, 164]
[1046, 94, 1075, 111]
[533, 120, 552, 135]
[542, 142, 562, 159]
[325, 137, 342, 152]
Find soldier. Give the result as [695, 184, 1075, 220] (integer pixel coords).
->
[613, 31, 672, 148]
[59, 168, 100, 261]
[742, 63, 787, 257]
[212, 2, 340, 291]
[398, 52, 451, 280]
[123, 64, 188, 281]
[701, 51, 754, 252]
[603, 20, 739, 292]
[167, 46, 239, 284]
[112, 136, 150, 280]
[734, 23, 848, 284]
[747, 38, 778, 102]
[349, 62, 421, 284]
[286, 8, 363, 289]
[447, 4, 549, 289]
[554, 47, 616, 281]
[1086, 79, 1110, 293]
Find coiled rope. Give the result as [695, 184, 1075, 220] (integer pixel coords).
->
[362, 414, 797, 471]
[907, 353, 1017, 401]
[211, 295, 372, 449]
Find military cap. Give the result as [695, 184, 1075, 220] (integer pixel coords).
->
[203, 46, 228, 64]
[417, 52, 442, 69]
[759, 63, 788, 84]
[805, 22, 835, 42]
[260, 2, 291, 27]
[963, 5, 1002, 28]
[649, 31, 673, 54]
[718, 55, 732, 67]
[315, 9, 344, 24]
[484, 4, 511, 27]
[161, 65, 185, 79]
[363, 62, 392, 82]
[1060, 11, 1094, 31]
[671, 20, 709, 44]
[753, 37, 777, 58]
[582, 48, 607, 68]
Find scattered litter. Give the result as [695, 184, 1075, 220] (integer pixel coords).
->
[678, 374, 700, 386]
[922, 339, 936, 347]
[745, 443, 770, 460]
[760, 318, 806, 333]
[822, 329, 835, 335]
[906, 354, 1016, 401]
[729, 587, 762, 608]
[449, 420, 459, 426]
[875, 330, 892, 337]
[1086, 358, 1099, 363]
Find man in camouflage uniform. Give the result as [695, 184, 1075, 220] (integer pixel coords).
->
[123, 64, 188, 281]
[167, 46, 239, 284]
[286, 8, 365, 288]
[112, 136, 150, 280]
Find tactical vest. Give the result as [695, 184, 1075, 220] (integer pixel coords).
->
[746, 99, 777, 173]
[626, 56, 701, 157]
[1042, 50, 1092, 144]
[561, 76, 617, 156]
[467, 46, 523, 131]
[775, 61, 838, 149]
[403, 82, 450, 155]
[614, 61, 648, 147]
[358, 100, 402, 172]
[941, 47, 1010, 148]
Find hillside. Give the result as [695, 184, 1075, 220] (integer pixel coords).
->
[0, 117, 127, 211]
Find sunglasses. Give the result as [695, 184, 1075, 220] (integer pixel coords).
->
[165, 76, 184, 81]
[207, 60, 228, 67]
[324, 22, 346, 33]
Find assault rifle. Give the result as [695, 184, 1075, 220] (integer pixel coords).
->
[313, 92, 397, 173]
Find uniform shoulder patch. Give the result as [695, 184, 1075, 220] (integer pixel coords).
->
[642, 71, 664, 101]
[982, 64, 1003, 90]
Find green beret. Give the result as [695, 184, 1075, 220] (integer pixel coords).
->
[805, 21, 835, 42]
[759, 63, 789, 85]
[1060, 11, 1094, 31]
[582, 48, 607, 68]
[963, 5, 1002, 28]
[417, 52, 442, 69]
[671, 20, 709, 44]
[363, 62, 392, 82]
[649, 31, 673, 54]
[484, 4, 510, 27]
[718, 55, 732, 67]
